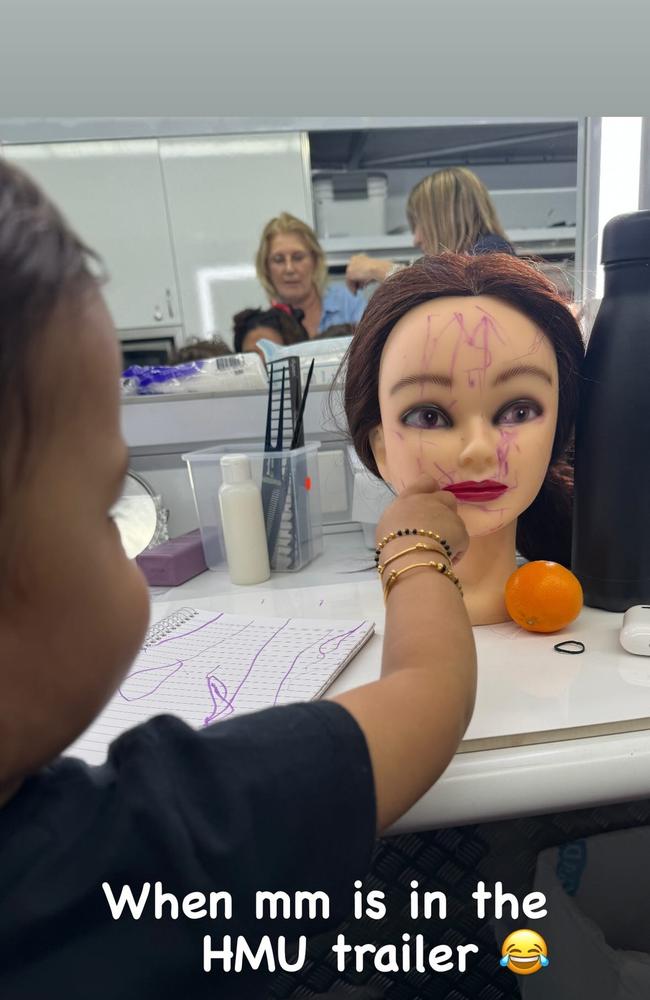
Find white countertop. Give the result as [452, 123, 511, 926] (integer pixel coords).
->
[146, 528, 650, 833]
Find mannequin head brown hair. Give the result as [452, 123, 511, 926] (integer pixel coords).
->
[343, 253, 584, 565]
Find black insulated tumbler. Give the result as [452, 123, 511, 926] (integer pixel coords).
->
[572, 210, 650, 611]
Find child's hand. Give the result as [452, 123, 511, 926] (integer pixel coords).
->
[376, 474, 468, 564]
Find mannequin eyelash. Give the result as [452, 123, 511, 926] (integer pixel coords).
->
[400, 405, 452, 427]
[493, 398, 544, 423]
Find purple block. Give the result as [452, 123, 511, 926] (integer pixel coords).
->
[136, 529, 207, 586]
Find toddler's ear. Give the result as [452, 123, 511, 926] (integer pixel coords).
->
[369, 425, 389, 482]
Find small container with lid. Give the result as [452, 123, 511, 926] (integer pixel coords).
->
[218, 454, 270, 585]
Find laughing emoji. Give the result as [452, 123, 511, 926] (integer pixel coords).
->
[500, 929, 549, 975]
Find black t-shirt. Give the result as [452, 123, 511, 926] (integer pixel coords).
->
[472, 232, 516, 256]
[0, 702, 375, 1000]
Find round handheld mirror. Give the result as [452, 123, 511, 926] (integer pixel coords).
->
[111, 471, 167, 559]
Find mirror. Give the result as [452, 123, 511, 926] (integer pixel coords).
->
[309, 120, 579, 295]
[0, 117, 582, 346]
[111, 471, 168, 559]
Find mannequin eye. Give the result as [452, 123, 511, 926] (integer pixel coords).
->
[497, 400, 542, 425]
[402, 406, 451, 430]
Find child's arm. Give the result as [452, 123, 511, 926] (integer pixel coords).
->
[332, 474, 476, 832]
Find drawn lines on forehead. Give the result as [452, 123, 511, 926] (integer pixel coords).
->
[419, 313, 438, 390]
[507, 326, 550, 367]
[399, 307, 507, 394]
[450, 308, 508, 391]
[391, 308, 552, 395]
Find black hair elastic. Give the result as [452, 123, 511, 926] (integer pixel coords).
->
[553, 640, 585, 655]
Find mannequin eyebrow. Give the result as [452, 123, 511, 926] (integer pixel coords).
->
[389, 373, 452, 395]
[389, 365, 553, 396]
[490, 365, 553, 387]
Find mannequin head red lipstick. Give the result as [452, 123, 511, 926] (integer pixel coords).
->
[343, 254, 584, 624]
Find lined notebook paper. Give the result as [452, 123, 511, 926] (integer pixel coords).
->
[68, 607, 375, 766]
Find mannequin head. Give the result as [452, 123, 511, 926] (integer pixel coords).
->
[343, 254, 585, 622]
[370, 294, 560, 540]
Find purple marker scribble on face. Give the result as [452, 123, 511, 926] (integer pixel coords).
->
[528, 329, 546, 355]
[424, 310, 452, 358]
[419, 315, 439, 387]
[448, 313, 465, 382]
[472, 504, 510, 533]
[511, 327, 546, 363]
[475, 305, 508, 344]
[415, 431, 431, 473]
[496, 428, 517, 480]
[393, 429, 404, 442]
[433, 462, 454, 485]
[464, 314, 499, 390]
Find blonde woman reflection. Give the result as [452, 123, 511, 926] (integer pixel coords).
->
[346, 166, 514, 291]
[256, 212, 366, 338]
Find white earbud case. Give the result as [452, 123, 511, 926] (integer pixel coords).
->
[620, 605, 650, 656]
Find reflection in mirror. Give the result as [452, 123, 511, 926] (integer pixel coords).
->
[0, 118, 582, 353]
[309, 120, 579, 301]
[111, 472, 168, 559]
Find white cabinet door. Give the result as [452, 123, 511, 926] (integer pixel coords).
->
[2, 139, 181, 331]
[159, 133, 312, 344]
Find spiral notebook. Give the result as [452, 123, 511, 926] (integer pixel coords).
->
[67, 607, 375, 766]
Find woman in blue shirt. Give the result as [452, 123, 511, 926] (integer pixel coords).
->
[256, 212, 366, 338]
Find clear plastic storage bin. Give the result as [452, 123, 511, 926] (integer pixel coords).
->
[313, 174, 388, 238]
[182, 442, 323, 573]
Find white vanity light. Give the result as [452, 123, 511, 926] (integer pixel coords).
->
[596, 117, 643, 298]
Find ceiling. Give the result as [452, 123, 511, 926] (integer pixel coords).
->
[309, 122, 579, 172]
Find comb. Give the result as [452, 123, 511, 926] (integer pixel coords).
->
[261, 358, 301, 567]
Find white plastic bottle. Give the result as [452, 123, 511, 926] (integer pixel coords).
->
[218, 454, 270, 585]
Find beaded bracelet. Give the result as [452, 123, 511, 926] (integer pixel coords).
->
[376, 542, 450, 577]
[383, 560, 463, 603]
[375, 528, 453, 565]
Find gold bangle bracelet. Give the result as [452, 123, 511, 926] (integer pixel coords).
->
[374, 528, 453, 565]
[383, 560, 463, 603]
[377, 542, 450, 577]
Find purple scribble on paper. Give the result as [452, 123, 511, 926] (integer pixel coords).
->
[229, 618, 291, 703]
[204, 675, 234, 724]
[153, 613, 224, 648]
[318, 621, 366, 656]
[120, 615, 250, 704]
[273, 634, 333, 705]
[119, 659, 184, 702]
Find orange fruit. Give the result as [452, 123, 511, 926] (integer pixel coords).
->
[505, 561, 583, 633]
